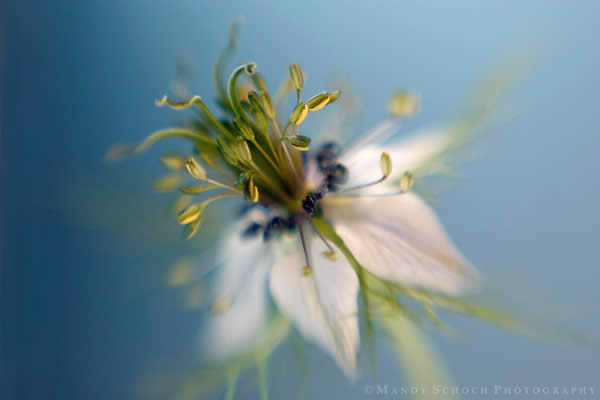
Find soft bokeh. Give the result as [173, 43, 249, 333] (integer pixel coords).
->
[1, 1, 599, 399]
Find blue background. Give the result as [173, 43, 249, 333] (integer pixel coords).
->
[1, 1, 599, 399]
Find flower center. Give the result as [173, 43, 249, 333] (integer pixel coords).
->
[241, 141, 348, 241]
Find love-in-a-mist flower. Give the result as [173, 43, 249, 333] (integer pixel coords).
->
[108, 23, 527, 400]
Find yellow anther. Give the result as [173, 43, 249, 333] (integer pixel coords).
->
[400, 171, 415, 192]
[389, 91, 419, 117]
[259, 90, 275, 118]
[183, 216, 204, 240]
[285, 135, 311, 151]
[306, 92, 330, 111]
[322, 250, 339, 261]
[185, 157, 207, 180]
[177, 204, 204, 224]
[380, 152, 392, 179]
[153, 174, 183, 193]
[160, 154, 187, 170]
[327, 90, 341, 104]
[289, 63, 304, 92]
[199, 151, 216, 168]
[235, 139, 252, 163]
[302, 266, 312, 277]
[210, 297, 231, 315]
[247, 177, 260, 203]
[167, 258, 193, 287]
[289, 102, 309, 125]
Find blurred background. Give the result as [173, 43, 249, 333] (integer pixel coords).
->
[1, 1, 599, 399]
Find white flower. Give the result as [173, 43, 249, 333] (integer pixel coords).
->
[201, 126, 479, 377]
[104, 22, 549, 400]
[109, 39, 484, 383]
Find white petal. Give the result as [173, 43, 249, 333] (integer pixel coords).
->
[341, 129, 449, 188]
[322, 193, 479, 295]
[269, 232, 360, 378]
[201, 221, 273, 361]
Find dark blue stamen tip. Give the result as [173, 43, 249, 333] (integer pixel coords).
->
[326, 163, 348, 190]
[242, 222, 263, 238]
[263, 216, 296, 241]
[316, 142, 341, 171]
[302, 191, 324, 217]
[247, 142, 348, 242]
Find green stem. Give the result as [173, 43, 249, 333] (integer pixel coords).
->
[251, 138, 283, 176]
[196, 100, 236, 140]
[228, 63, 256, 128]
[258, 360, 269, 400]
[225, 366, 240, 400]
[204, 178, 241, 193]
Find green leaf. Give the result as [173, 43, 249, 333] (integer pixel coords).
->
[170, 315, 290, 400]
[257, 359, 269, 400]
[378, 310, 456, 400]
